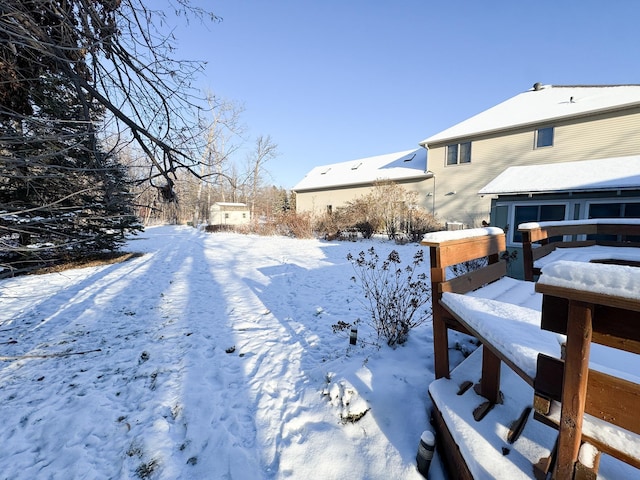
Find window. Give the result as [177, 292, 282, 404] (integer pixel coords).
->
[588, 201, 640, 241]
[535, 127, 554, 148]
[446, 144, 457, 165]
[513, 203, 566, 243]
[589, 201, 640, 219]
[446, 141, 471, 165]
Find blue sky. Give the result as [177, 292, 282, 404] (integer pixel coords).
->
[164, 0, 640, 189]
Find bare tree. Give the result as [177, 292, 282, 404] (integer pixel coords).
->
[191, 94, 245, 226]
[243, 135, 278, 219]
[0, 0, 221, 200]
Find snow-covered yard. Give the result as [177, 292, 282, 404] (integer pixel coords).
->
[0, 225, 448, 479]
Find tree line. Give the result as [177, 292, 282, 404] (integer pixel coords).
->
[0, 1, 282, 276]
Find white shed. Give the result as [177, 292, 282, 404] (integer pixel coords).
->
[209, 202, 250, 227]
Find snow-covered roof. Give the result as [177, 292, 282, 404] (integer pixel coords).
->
[292, 148, 429, 192]
[421, 84, 640, 145]
[479, 155, 640, 195]
[215, 202, 247, 207]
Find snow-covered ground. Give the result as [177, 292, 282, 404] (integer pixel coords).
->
[0, 225, 449, 479]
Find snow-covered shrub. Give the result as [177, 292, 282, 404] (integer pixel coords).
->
[347, 247, 432, 347]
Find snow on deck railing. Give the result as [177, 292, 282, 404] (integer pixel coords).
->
[519, 218, 640, 230]
[421, 227, 504, 244]
[538, 260, 640, 301]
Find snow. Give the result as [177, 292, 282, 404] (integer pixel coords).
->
[579, 443, 599, 469]
[421, 227, 503, 243]
[519, 218, 640, 230]
[478, 155, 640, 195]
[420, 430, 435, 446]
[428, 347, 559, 479]
[2, 226, 639, 479]
[293, 148, 429, 192]
[538, 259, 640, 301]
[212, 202, 248, 207]
[440, 292, 561, 381]
[533, 245, 640, 270]
[0, 226, 440, 480]
[544, 400, 640, 468]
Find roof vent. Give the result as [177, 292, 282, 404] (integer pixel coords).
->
[533, 82, 542, 91]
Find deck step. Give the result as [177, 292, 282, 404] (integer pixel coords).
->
[429, 347, 640, 479]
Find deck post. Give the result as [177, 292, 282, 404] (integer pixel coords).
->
[521, 230, 535, 281]
[480, 346, 501, 404]
[554, 300, 593, 480]
[430, 246, 450, 379]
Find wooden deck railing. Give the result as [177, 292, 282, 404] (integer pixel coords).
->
[423, 226, 640, 479]
[535, 262, 640, 478]
[519, 219, 640, 281]
[421, 227, 507, 381]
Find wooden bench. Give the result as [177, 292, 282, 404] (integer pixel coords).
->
[519, 219, 640, 281]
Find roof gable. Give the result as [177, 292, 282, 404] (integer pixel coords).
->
[479, 155, 640, 195]
[293, 148, 429, 191]
[422, 84, 640, 145]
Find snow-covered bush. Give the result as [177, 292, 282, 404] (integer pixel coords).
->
[347, 247, 431, 346]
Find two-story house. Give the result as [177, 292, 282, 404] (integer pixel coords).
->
[293, 148, 431, 215]
[419, 83, 640, 229]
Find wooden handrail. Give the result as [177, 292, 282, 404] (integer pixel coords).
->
[519, 220, 640, 281]
[421, 228, 506, 380]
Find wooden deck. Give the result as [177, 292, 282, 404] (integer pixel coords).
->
[421, 221, 640, 479]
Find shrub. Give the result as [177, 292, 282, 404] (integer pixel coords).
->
[354, 221, 375, 239]
[450, 257, 488, 277]
[407, 210, 443, 242]
[278, 211, 314, 238]
[347, 247, 432, 346]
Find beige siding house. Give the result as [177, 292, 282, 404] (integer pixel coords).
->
[209, 202, 250, 227]
[293, 149, 433, 215]
[419, 84, 640, 227]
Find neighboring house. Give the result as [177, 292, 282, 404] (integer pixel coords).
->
[479, 154, 640, 277]
[419, 83, 640, 227]
[293, 148, 432, 215]
[209, 202, 250, 227]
